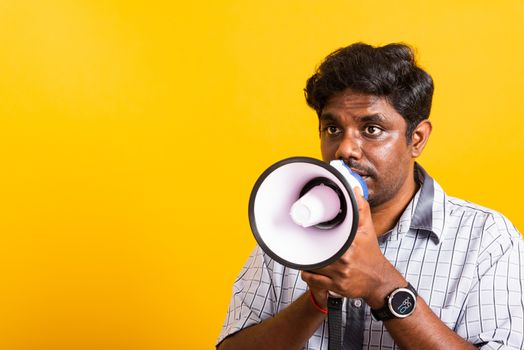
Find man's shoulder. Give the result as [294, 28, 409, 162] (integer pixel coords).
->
[445, 195, 501, 221]
[444, 194, 521, 258]
[243, 245, 301, 277]
[445, 195, 519, 235]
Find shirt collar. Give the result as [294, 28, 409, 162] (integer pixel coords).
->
[382, 163, 444, 243]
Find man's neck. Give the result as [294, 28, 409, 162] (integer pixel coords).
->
[370, 169, 420, 237]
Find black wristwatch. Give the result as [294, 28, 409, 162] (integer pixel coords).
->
[371, 283, 417, 321]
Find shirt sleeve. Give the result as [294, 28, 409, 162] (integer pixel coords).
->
[216, 245, 279, 347]
[455, 213, 524, 349]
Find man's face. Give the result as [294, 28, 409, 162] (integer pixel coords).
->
[319, 89, 415, 209]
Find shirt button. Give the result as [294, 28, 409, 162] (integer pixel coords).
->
[353, 299, 362, 308]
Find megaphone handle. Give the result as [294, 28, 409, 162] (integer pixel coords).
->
[327, 296, 343, 350]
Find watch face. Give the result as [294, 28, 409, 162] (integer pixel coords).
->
[388, 288, 416, 318]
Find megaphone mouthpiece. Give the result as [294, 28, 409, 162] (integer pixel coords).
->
[290, 183, 341, 227]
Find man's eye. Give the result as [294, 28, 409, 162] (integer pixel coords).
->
[365, 125, 382, 136]
[326, 126, 341, 135]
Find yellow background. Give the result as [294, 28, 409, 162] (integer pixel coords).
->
[0, 1, 522, 349]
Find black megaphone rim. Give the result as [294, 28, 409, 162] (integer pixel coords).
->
[248, 156, 360, 271]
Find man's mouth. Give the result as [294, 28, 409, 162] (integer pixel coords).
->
[341, 159, 374, 179]
[350, 168, 369, 179]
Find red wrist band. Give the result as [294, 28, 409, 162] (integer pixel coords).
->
[309, 289, 328, 314]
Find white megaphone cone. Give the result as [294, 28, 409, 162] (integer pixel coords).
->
[248, 157, 368, 270]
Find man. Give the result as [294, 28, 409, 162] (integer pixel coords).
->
[217, 43, 524, 349]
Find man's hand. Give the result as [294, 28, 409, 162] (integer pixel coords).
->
[301, 187, 406, 309]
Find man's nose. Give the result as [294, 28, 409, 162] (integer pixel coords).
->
[334, 135, 362, 161]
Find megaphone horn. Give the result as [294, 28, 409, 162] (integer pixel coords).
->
[248, 156, 368, 270]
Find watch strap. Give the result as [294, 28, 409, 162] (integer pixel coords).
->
[370, 302, 393, 321]
[327, 296, 343, 350]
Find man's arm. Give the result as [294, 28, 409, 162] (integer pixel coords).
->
[217, 291, 326, 350]
[383, 298, 475, 349]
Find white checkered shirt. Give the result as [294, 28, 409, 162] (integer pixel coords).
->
[218, 165, 524, 349]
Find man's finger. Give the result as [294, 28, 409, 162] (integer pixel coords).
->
[353, 186, 371, 226]
[301, 271, 334, 290]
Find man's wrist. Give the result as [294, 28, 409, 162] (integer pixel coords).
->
[308, 288, 328, 310]
[365, 264, 407, 309]
[308, 289, 328, 314]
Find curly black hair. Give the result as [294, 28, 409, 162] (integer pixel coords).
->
[304, 43, 434, 139]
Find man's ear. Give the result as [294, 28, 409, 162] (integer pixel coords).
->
[410, 120, 432, 158]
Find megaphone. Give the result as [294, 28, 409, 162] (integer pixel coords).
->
[248, 157, 368, 270]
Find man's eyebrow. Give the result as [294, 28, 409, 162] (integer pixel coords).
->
[357, 113, 387, 123]
[319, 113, 338, 123]
[319, 113, 388, 123]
